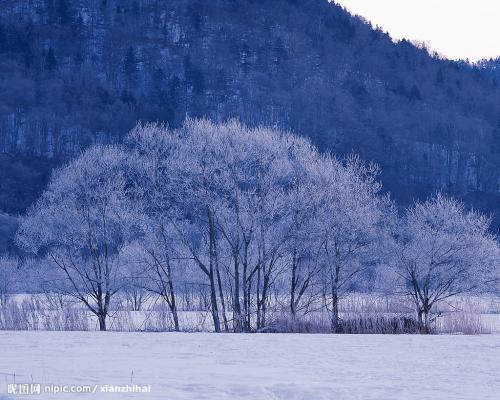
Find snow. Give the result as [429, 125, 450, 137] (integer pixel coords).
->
[1, 331, 499, 399]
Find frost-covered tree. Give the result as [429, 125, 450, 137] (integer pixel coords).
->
[127, 121, 231, 332]
[20, 118, 492, 335]
[127, 120, 298, 331]
[16, 146, 137, 331]
[174, 120, 329, 331]
[126, 120, 337, 332]
[215, 125, 315, 331]
[394, 194, 499, 333]
[126, 123, 187, 330]
[312, 155, 393, 332]
[286, 191, 324, 320]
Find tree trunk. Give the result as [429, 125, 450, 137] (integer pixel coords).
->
[171, 304, 180, 332]
[233, 250, 243, 333]
[216, 263, 229, 332]
[331, 290, 340, 333]
[212, 223, 228, 332]
[243, 258, 249, 331]
[97, 312, 107, 331]
[245, 277, 251, 331]
[331, 267, 341, 333]
[256, 264, 262, 329]
[290, 252, 298, 319]
[133, 290, 142, 311]
[208, 271, 221, 332]
[208, 209, 221, 333]
[242, 239, 252, 331]
[417, 308, 431, 334]
[96, 287, 109, 331]
[167, 283, 180, 332]
[261, 269, 269, 328]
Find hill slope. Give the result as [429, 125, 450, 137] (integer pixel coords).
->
[0, 0, 499, 228]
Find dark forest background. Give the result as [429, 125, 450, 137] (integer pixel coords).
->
[1, 0, 500, 252]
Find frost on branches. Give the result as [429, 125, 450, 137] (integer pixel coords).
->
[15, 119, 500, 333]
[391, 194, 499, 333]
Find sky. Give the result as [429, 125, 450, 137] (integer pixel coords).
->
[335, 0, 500, 62]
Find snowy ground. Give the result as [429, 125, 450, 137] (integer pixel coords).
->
[1, 331, 499, 400]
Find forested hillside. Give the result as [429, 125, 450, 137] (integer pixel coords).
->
[0, 0, 499, 229]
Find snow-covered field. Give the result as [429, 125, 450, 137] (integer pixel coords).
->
[1, 332, 499, 400]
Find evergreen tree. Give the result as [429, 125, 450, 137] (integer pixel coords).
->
[45, 47, 57, 72]
[409, 84, 422, 101]
[56, 0, 73, 25]
[123, 46, 138, 83]
[0, 22, 5, 53]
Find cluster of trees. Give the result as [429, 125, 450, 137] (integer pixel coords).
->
[14, 120, 500, 333]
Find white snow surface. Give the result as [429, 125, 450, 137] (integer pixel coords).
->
[1, 331, 499, 400]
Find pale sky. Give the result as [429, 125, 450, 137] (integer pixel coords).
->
[335, 0, 500, 61]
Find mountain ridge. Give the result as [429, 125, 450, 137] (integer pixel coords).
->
[0, 0, 499, 232]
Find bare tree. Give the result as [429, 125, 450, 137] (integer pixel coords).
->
[16, 146, 137, 331]
[126, 124, 187, 330]
[18, 118, 496, 336]
[127, 120, 327, 332]
[313, 155, 392, 332]
[393, 194, 500, 333]
[125, 120, 398, 333]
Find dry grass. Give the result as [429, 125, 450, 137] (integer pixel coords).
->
[0, 293, 497, 334]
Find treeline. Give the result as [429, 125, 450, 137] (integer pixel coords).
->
[0, 0, 499, 227]
[13, 120, 500, 334]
